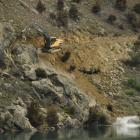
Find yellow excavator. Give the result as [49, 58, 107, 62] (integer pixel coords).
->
[23, 23, 64, 53]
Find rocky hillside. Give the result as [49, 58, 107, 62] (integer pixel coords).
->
[0, 0, 140, 133]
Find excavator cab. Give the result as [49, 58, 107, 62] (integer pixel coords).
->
[43, 35, 64, 53]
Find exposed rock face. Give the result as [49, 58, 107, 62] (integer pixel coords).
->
[0, 23, 14, 68]
[0, 98, 35, 131]
[32, 72, 90, 127]
[12, 44, 38, 66]
[0, 23, 93, 131]
[0, 24, 93, 130]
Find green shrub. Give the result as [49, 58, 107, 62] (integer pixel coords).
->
[135, 83, 140, 91]
[27, 102, 46, 127]
[72, 0, 82, 3]
[68, 65, 76, 72]
[128, 78, 137, 88]
[57, 0, 65, 11]
[47, 106, 59, 127]
[131, 54, 140, 66]
[125, 89, 135, 96]
[126, 12, 140, 30]
[107, 15, 117, 24]
[133, 3, 140, 14]
[115, 0, 127, 11]
[36, 0, 46, 13]
[57, 10, 69, 28]
[118, 24, 125, 30]
[69, 5, 80, 21]
[35, 68, 47, 78]
[107, 104, 113, 112]
[49, 12, 56, 20]
[128, 37, 140, 66]
[61, 51, 71, 62]
[85, 107, 110, 127]
[134, 39, 140, 48]
[63, 106, 76, 116]
[92, 4, 101, 14]
[127, 78, 140, 92]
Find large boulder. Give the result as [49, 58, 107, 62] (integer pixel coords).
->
[32, 73, 90, 126]
[0, 98, 35, 131]
[12, 44, 38, 66]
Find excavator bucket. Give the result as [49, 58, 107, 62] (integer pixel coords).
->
[45, 38, 64, 53]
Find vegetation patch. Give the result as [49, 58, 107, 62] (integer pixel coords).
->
[35, 68, 47, 79]
[133, 3, 140, 14]
[107, 15, 117, 24]
[46, 106, 59, 127]
[127, 78, 140, 92]
[36, 0, 46, 13]
[126, 12, 140, 31]
[57, 10, 69, 28]
[61, 51, 71, 62]
[115, 0, 127, 11]
[72, 0, 82, 3]
[125, 36, 140, 66]
[92, 4, 101, 14]
[27, 101, 47, 128]
[85, 107, 110, 128]
[69, 5, 80, 21]
[63, 106, 76, 116]
[57, 0, 65, 11]
[125, 89, 135, 96]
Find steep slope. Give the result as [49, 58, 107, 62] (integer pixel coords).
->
[0, 0, 140, 132]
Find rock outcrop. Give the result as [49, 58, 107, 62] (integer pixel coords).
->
[0, 98, 35, 132]
[0, 23, 97, 132]
[32, 72, 90, 128]
[0, 22, 115, 132]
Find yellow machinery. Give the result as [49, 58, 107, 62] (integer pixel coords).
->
[22, 23, 64, 53]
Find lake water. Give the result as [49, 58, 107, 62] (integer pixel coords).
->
[0, 116, 140, 140]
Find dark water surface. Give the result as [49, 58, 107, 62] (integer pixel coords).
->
[0, 126, 140, 140]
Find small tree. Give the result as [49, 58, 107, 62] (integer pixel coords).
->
[57, 0, 65, 11]
[27, 102, 46, 127]
[107, 15, 117, 24]
[92, 4, 101, 14]
[128, 36, 140, 66]
[126, 12, 139, 30]
[69, 5, 79, 21]
[61, 51, 71, 62]
[36, 0, 46, 13]
[57, 10, 69, 28]
[115, 0, 127, 11]
[133, 3, 140, 14]
[72, 0, 82, 3]
[47, 106, 59, 127]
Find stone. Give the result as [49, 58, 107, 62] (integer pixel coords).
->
[7, 102, 35, 131]
[24, 68, 37, 81]
[0, 99, 35, 131]
[12, 44, 38, 66]
[79, 66, 100, 75]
